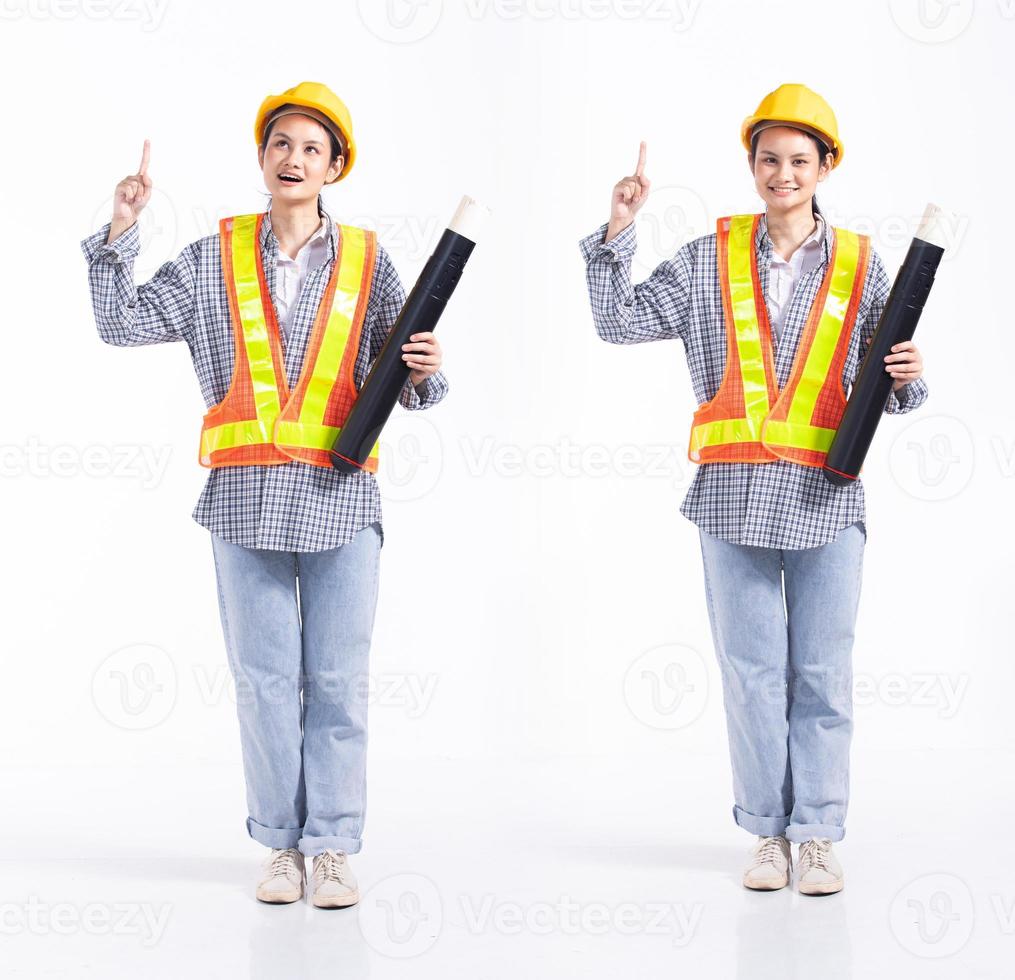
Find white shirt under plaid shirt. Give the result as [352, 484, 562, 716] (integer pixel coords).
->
[81, 197, 449, 553]
[579, 205, 929, 550]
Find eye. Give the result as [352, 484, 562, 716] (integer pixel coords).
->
[275, 139, 287, 147]
[307, 146, 318, 153]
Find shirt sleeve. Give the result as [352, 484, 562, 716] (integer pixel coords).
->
[80, 221, 199, 347]
[579, 221, 694, 345]
[366, 242, 449, 412]
[853, 247, 929, 415]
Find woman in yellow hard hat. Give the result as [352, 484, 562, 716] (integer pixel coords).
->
[580, 83, 928, 895]
[82, 81, 449, 908]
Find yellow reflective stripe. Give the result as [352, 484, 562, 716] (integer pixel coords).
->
[727, 215, 772, 422]
[689, 417, 762, 454]
[201, 418, 276, 456]
[762, 420, 837, 452]
[299, 225, 367, 427]
[230, 214, 282, 422]
[786, 229, 860, 427]
[275, 419, 379, 459]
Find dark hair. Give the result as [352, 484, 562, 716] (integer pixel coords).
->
[261, 113, 344, 179]
[750, 128, 832, 171]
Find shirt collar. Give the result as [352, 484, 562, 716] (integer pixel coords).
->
[260, 195, 337, 262]
[756, 207, 832, 266]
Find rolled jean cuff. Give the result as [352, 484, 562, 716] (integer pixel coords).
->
[246, 816, 302, 850]
[784, 822, 845, 844]
[733, 804, 789, 837]
[298, 834, 363, 857]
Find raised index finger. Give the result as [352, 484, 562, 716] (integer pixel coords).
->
[138, 139, 150, 176]
[635, 140, 647, 177]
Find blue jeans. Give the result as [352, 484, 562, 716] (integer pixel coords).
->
[698, 521, 866, 844]
[210, 522, 382, 857]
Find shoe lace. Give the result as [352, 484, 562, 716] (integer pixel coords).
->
[801, 837, 832, 872]
[267, 848, 299, 879]
[753, 836, 786, 866]
[314, 848, 349, 884]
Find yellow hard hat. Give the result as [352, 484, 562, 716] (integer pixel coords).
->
[254, 81, 357, 183]
[741, 83, 843, 168]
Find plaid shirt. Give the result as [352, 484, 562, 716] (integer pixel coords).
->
[580, 207, 930, 550]
[81, 197, 448, 553]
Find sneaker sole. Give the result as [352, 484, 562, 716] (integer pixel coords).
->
[743, 875, 790, 890]
[256, 885, 304, 904]
[311, 889, 360, 909]
[798, 879, 844, 895]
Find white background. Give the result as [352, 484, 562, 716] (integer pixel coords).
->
[1, 0, 1012, 976]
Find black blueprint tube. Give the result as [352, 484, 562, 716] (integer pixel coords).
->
[329, 196, 489, 472]
[822, 203, 949, 487]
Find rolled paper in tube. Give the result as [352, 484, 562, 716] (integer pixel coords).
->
[329, 195, 490, 473]
[822, 203, 951, 487]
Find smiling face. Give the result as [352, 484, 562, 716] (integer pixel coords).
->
[748, 126, 833, 214]
[257, 112, 344, 201]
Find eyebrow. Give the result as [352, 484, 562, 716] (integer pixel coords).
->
[759, 148, 814, 157]
[272, 131, 324, 146]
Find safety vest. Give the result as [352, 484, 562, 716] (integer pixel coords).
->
[199, 212, 380, 472]
[687, 213, 870, 468]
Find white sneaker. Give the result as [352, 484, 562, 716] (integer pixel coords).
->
[796, 837, 844, 895]
[743, 835, 792, 890]
[255, 847, 305, 904]
[309, 848, 359, 908]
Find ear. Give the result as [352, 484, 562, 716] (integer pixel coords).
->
[817, 151, 833, 182]
[257, 144, 264, 170]
[746, 150, 754, 175]
[327, 155, 344, 184]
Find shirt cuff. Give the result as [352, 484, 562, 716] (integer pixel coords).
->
[401, 371, 448, 410]
[884, 376, 928, 414]
[80, 221, 142, 265]
[578, 221, 637, 264]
